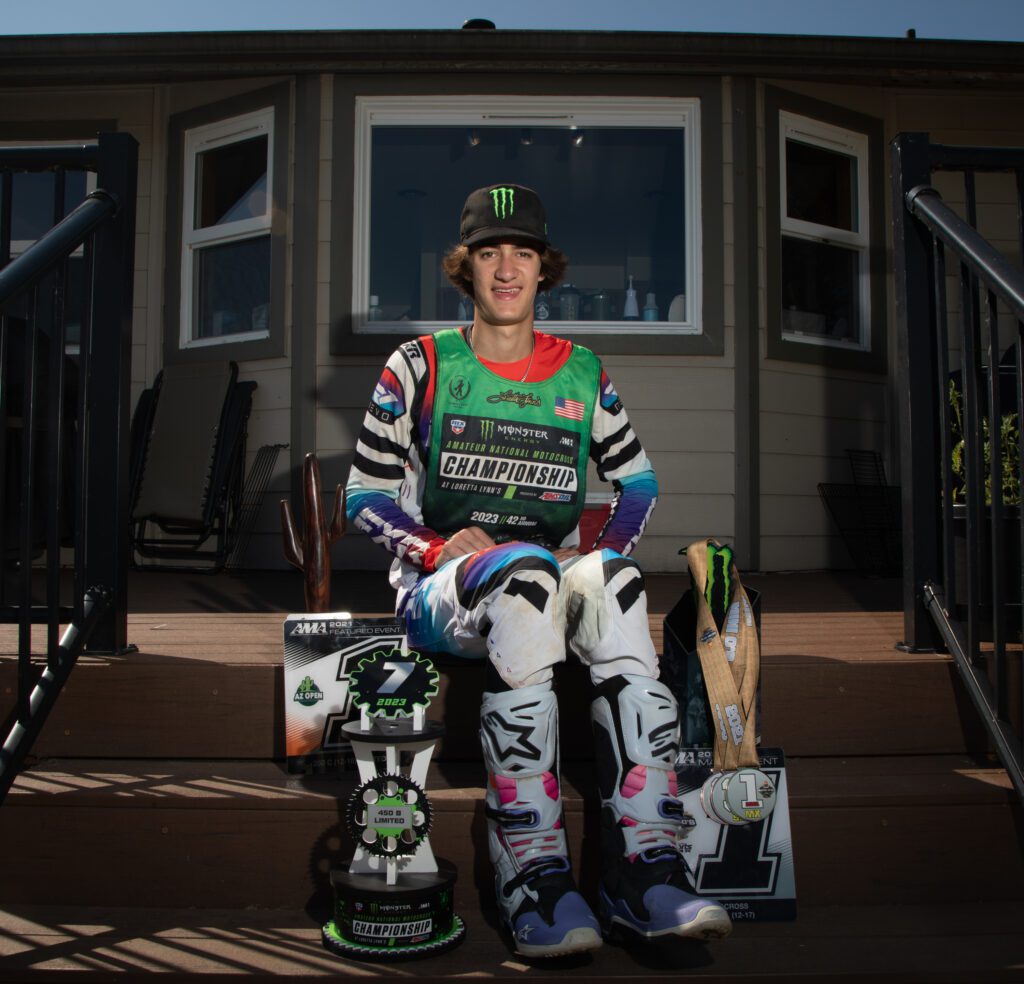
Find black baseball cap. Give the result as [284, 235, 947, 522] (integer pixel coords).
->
[459, 183, 549, 250]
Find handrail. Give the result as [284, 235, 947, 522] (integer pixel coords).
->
[0, 145, 102, 170]
[0, 190, 118, 306]
[891, 131, 1024, 806]
[0, 131, 137, 807]
[0, 586, 112, 805]
[905, 185, 1024, 323]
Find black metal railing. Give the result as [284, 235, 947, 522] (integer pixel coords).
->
[892, 132, 1024, 802]
[0, 133, 137, 804]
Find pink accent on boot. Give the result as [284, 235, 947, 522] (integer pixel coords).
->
[542, 771, 560, 800]
[491, 774, 518, 805]
[621, 765, 647, 798]
[668, 771, 678, 797]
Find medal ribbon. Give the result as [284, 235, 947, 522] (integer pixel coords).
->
[685, 539, 760, 770]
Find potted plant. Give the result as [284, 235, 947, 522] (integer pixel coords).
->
[948, 379, 1021, 625]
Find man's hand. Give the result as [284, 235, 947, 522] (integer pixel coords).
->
[437, 526, 498, 566]
[552, 547, 581, 564]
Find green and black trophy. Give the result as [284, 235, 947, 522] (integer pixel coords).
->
[321, 646, 466, 960]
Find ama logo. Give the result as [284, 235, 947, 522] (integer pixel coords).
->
[450, 419, 466, 435]
[291, 621, 328, 636]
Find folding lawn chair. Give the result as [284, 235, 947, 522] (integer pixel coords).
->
[129, 361, 256, 572]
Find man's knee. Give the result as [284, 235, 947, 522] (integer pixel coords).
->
[566, 548, 648, 618]
[455, 542, 562, 617]
[565, 549, 658, 680]
[454, 543, 564, 689]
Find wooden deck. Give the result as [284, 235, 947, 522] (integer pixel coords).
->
[3, 900, 1024, 981]
[1, 567, 1022, 981]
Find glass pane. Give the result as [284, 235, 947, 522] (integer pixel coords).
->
[368, 125, 687, 323]
[64, 254, 85, 347]
[786, 138, 856, 232]
[9, 170, 89, 243]
[781, 236, 861, 344]
[193, 235, 270, 339]
[194, 135, 268, 229]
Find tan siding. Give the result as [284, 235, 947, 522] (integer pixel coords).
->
[760, 409, 887, 459]
[760, 370, 888, 422]
[760, 534, 850, 572]
[601, 364, 734, 410]
[759, 452, 854, 496]
[762, 493, 836, 538]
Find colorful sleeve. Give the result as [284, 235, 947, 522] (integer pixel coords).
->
[345, 339, 447, 572]
[587, 367, 658, 556]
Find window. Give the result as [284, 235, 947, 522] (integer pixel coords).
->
[765, 89, 885, 372]
[779, 112, 869, 350]
[180, 108, 273, 349]
[352, 96, 702, 336]
[166, 84, 288, 364]
[2, 145, 96, 349]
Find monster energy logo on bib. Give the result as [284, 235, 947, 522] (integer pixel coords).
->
[490, 186, 515, 218]
[425, 329, 599, 546]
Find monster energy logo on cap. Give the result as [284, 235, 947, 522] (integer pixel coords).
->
[460, 183, 549, 248]
[490, 187, 515, 219]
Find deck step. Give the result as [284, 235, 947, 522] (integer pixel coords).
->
[1, 900, 1023, 981]
[0, 611, 988, 761]
[1, 755, 1019, 911]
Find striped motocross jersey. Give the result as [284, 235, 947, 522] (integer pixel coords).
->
[345, 330, 658, 584]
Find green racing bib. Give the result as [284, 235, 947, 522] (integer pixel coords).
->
[423, 328, 600, 547]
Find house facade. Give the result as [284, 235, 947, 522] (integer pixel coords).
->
[2, 28, 1022, 572]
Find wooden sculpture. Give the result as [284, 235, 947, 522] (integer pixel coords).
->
[281, 452, 345, 613]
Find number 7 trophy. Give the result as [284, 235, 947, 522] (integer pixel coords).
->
[321, 647, 466, 960]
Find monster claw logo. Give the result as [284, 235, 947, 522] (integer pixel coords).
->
[480, 419, 495, 440]
[490, 186, 515, 219]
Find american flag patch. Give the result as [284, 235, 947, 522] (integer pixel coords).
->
[554, 397, 585, 421]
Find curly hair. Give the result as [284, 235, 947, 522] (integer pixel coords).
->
[442, 243, 568, 300]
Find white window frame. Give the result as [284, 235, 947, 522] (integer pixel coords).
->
[779, 111, 871, 352]
[180, 106, 274, 350]
[352, 95, 702, 336]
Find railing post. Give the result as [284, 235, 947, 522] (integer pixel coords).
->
[891, 133, 943, 652]
[82, 132, 137, 654]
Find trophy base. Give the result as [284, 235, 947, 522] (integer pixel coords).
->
[322, 859, 465, 961]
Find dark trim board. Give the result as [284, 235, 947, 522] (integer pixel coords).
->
[2, 30, 1023, 87]
[289, 75, 322, 504]
[732, 77, 760, 571]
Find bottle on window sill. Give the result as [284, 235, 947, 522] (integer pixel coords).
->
[368, 295, 383, 321]
[642, 292, 659, 322]
[559, 283, 580, 321]
[623, 275, 640, 320]
[535, 293, 551, 320]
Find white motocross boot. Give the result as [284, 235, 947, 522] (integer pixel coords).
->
[480, 683, 602, 957]
[591, 674, 732, 941]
